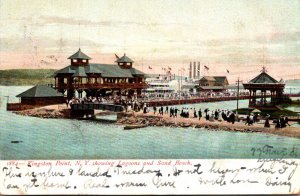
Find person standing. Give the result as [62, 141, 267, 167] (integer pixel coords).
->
[245, 115, 250, 125]
[206, 112, 209, 121]
[204, 108, 209, 120]
[221, 110, 227, 121]
[275, 118, 281, 128]
[253, 113, 258, 123]
[160, 106, 164, 116]
[198, 109, 202, 120]
[214, 110, 219, 120]
[280, 115, 286, 127]
[170, 107, 173, 117]
[284, 116, 290, 126]
[264, 115, 270, 128]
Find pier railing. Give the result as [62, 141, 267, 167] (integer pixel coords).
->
[140, 93, 300, 106]
[57, 82, 148, 90]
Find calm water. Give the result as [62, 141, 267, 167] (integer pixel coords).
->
[0, 86, 299, 160]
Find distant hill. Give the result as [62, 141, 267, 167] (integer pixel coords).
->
[0, 69, 56, 85]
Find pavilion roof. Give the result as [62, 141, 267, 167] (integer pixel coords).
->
[115, 54, 134, 63]
[68, 48, 91, 60]
[249, 72, 279, 84]
[200, 76, 228, 83]
[16, 85, 64, 98]
[214, 76, 227, 84]
[198, 86, 225, 90]
[54, 63, 145, 78]
[200, 76, 216, 81]
[73, 66, 87, 77]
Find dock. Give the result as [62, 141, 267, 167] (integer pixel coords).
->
[142, 93, 300, 106]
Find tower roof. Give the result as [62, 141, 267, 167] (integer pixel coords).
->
[249, 72, 278, 84]
[115, 53, 134, 63]
[68, 48, 91, 60]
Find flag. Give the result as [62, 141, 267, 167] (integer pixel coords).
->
[227, 69, 230, 73]
[148, 66, 152, 69]
[162, 67, 166, 70]
[168, 66, 171, 70]
[204, 65, 209, 70]
[115, 54, 119, 59]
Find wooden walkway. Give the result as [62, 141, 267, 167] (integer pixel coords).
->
[143, 94, 300, 106]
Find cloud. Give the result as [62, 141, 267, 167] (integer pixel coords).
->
[21, 16, 187, 28]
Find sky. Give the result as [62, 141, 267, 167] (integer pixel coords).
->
[0, 0, 300, 83]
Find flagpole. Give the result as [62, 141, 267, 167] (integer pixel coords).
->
[142, 57, 144, 72]
[180, 68, 182, 98]
[177, 68, 180, 98]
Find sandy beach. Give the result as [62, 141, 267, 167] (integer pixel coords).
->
[120, 111, 300, 139]
[13, 104, 70, 118]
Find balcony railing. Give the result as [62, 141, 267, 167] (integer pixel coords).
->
[56, 82, 148, 90]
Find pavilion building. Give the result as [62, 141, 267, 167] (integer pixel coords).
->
[196, 76, 229, 92]
[16, 85, 65, 105]
[54, 49, 147, 100]
[243, 67, 285, 108]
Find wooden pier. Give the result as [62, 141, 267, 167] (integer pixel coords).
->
[142, 94, 300, 106]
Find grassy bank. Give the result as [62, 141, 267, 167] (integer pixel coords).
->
[0, 69, 56, 85]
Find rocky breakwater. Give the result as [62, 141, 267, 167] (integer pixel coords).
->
[117, 114, 173, 127]
[14, 105, 71, 119]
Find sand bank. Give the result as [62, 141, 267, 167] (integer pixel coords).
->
[118, 112, 300, 139]
[12, 104, 300, 138]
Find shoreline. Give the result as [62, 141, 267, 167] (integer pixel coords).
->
[118, 112, 300, 139]
[12, 104, 300, 139]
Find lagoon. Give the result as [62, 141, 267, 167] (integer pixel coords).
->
[0, 86, 299, 160]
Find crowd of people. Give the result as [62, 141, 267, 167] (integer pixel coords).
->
[141, 104, 291, 128]
[243, 113, 290, 128]
[244, 113, 260, 126]
[68, 95, 291, 129]
[67, 95, 144, 113]
[140, 91, 250, 101]
[274, 115, 290, 128]
[142, 105, 238, 124]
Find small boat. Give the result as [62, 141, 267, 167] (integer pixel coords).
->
[11, 141, 23, 143]
[124, 124, 148, 130]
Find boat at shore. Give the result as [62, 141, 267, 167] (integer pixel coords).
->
[124, 124, 148, 130]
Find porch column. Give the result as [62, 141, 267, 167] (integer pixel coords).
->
[253, 90, 256, 106]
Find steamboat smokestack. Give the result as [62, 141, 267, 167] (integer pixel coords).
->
[189, 62, 192, 79]
[193, 62, 196, 79]
[197, 61, 200, 79]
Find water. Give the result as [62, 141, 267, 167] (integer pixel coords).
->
[0, 86, 299, 160]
